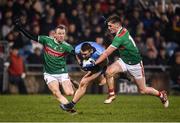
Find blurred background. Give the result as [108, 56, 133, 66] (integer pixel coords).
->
[0, 0, 179, 95]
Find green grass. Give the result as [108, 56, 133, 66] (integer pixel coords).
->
[0, 94, 180, 122]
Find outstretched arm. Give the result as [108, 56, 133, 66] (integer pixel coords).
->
[14, 18, 38, 41]
[75, 55, 81, 65]
[95, 45, 116, 65]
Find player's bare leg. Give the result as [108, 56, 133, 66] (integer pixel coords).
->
[51, 80, 76, 114]
[73, 71, 102, 103]
[135, 77, 159, 95]
[99, 74, 106, 86]
[104, 61, 124, 104]
[135, 77, 169, 108]
[61, 80, 74, 96]
[47, 81, 69, 104]
[60, 71, 102, 111]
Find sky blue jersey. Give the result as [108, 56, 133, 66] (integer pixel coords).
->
[75, 41, 105, 61]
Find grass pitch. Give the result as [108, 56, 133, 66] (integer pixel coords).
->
[0, 94, 180, 122]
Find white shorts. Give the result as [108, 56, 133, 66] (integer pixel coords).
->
[43, 72, 70, 84]
[117, 58, 144, 79]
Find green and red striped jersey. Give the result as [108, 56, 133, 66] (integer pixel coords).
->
[38, 35, 73, 74]
[111, 27, 142, 65]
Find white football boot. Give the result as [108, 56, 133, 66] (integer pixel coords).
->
[104, 95, 116, 104]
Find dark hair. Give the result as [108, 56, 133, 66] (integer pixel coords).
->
[106, 14, 121, 24]
[81, 43, 92, 52]
[55, 24, 67, 32]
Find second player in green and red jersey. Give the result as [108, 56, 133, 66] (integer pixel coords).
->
[38, 35, 73, 74]
[14, 18, 76, 113]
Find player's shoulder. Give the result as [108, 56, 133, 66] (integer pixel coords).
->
[39, 35, 52, 39]
[62, 41, 71, 46]
[89, 42, 104, 50]
[75, 42, 84, 54]
[38, 35, 54, 44]
[61, 41, 73, 48]
[116, 28, 128, 38]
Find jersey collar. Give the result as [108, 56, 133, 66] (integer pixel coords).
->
[54, 39, 63, 44]
[116, 27, 123, 35]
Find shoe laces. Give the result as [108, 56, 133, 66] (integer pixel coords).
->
[160, 91, 167, 103]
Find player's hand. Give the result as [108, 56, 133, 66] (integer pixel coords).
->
[82, 62, 95, 71]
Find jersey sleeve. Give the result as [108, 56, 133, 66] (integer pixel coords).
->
[111, 36, 123, 48]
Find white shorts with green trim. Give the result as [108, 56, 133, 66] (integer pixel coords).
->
[43, 72, 70, 84]
[117, 58, 144, 79]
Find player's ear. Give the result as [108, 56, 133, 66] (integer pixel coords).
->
[90, 49, 93, 54]
[115, 22, 121, 28]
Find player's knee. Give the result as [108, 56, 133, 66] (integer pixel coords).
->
[106, 71, 113, 77]
[65, 91, 74, 96]
[105, 68, 114, 77]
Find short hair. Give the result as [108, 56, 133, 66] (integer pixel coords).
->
[81, 43, 92, 52]
[106, 14, 121, 24]
[55, 24, 67, 33]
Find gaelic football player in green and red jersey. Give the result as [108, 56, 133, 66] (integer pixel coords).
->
[88, 14, 169, 108]
[14, 18, 76, 113]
